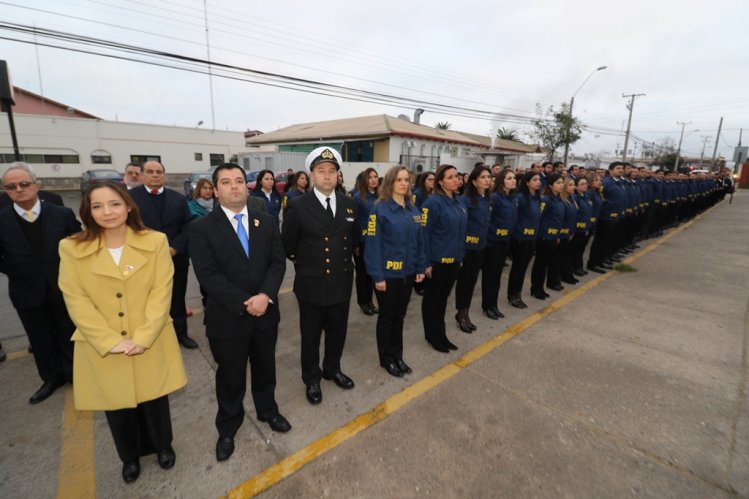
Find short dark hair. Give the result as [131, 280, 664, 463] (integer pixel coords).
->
[212, 163, 247, 187]
[608, 161, 624, 170]
[125, 162, 143, 171]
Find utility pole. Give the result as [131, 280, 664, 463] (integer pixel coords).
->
[700, 135, 712, 167]
[710, 116, 723, 170]
[621, 93, 645, 162]
[202, 0, 216, 131]
[674, 121, 691, 171]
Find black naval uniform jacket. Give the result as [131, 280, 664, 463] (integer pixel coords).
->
[281, 190, 359, 307]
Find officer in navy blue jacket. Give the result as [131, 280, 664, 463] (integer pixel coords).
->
[507, 171, 542, 308]
[481, 168, 518, 319]
[589, 162, 626, 270]
[352, 168, 379, 316]
[455, 166, 491, 333]
[281, 147, 359, 405]
[128, 161, 197, 350]
[420, 164, 467, 353]
[530, 174, 565, 300]
[364, 166, 426, 378]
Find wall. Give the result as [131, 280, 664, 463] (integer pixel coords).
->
[0, 114, 247, 183]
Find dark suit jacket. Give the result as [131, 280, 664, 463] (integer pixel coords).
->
[189, 205, 286, 338]
[130, 187, 192, 266]
[0, 203, 81, 309]
[0, 190, 64, 208]
[281, 191, 358, 306]
[247, 195, 266, 213]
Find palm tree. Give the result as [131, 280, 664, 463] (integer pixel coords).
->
[435, 121, 452, 130]
[496, 127, 523, 142]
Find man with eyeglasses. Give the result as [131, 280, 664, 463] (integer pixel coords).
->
[129, 160, 198, 349]
[0, 162, 81, 403]
[123, 162, 143, 190]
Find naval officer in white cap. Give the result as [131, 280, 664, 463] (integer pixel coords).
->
[281, 147, 359, 405]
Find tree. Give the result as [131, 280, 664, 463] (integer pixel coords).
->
[435, 121, 452, 130]
[530, 103, 582, 161]
[496, 127, 523, 142]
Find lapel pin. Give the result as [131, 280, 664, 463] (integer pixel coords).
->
[126, 265, 135, 271]
[346, 208, 353, 214]
[254, 219, 260, 227]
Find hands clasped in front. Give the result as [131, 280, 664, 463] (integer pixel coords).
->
[244, 293, 270, 316]
[110, 339, 146, 356]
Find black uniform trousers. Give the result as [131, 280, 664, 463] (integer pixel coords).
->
[299, 301, 350, 386]
[422, 262, 459, 345]
[546, 239, 563, 287]
[104, 395, 172, 463]
[17, 297, 74, 383]
[208, 327, 279, 439]
[481, 240, 510, 310]
[455, 249, 484, 310]
[559, 238, 576, 281]
[354, 244, 374, 306]
[374, 275, 414, 365]
[588, 219, 618, 268]
[570, 232, 590, 272]
[531, 239, 556, 292]
[170, 262, 189, 340]
[507, 239, 534, 297]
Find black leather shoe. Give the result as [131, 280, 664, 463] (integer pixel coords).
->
[588, 266, 607, 274]
[306, 383, 322, 404]
[428, 340, 450, 353]
[381, 361, 404, 377]
[367, 302, 379, 314]
[216, 437, 234, 461]
[455, 313, 472, 333]
[360, 304, 375, 316]
[547, 284, 564, 291]
[394, 359, 412, 374]
[260, 414, 292, 433]
[531, 291, 546, 300]
[157, 446, 176, 469]
[483, 308, 499, 320]
[445, 339, 458, 350]
[600, 262, 614, 269]
[491, 307, 505, 318]
[322, 371, 355, 389]
[29, 377, 65, 405]
[573, 269, 586, 276]
[414, 287, 424, 296]
[561, 277, 579, 285]
[0, 347, 6, 363]
[122, 460, 140, 483]
[508, 297, 526, 309]
[178, 335, 199, 349]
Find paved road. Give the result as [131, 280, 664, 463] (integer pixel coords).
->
[0, 191, 746, 498]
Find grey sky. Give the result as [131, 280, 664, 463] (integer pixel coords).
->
[1, 0, 746, 160]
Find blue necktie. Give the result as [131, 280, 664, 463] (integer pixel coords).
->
[234, 214, 249, 257]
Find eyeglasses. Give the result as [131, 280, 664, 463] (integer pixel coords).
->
[3, 181, 36, 191]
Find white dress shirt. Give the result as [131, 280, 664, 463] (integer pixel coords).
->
[13, 199, 41, 222]
[313, 187, 336, 216]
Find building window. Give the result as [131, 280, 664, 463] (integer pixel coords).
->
[130, 155, 161, 165]
[24, 154, 44, 164]
[265, 157, 273, 169]
[91, 155, 112, 164]
[242, 158, 250, 169]
[194, 153, 203, 161]
[209, 153, 224, 166]
[44, 154, 80, 164]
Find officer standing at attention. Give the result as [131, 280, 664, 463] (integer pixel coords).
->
[281, 147, 359, 405]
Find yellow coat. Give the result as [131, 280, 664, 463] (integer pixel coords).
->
[58, 228, 187, 410]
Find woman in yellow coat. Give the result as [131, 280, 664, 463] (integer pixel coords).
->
[58, 181, 187, 484]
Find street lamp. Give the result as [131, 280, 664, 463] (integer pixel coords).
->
[563, 65, 607, 166]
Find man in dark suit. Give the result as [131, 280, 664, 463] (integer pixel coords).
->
[281, 147, 358, 405]
[189, 163, 289, 462]
[129, 160, 197, 349]
[0, 163, 81, 403]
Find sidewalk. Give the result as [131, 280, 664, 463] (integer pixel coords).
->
[1, 192, 746, 498]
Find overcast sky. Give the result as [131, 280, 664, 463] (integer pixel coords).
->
[1, 0, 746, 161]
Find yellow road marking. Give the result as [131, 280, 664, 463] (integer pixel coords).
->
[6, 349, 30, 361]
[224, 213, 702, 498]
[57, 389, 95, 499]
